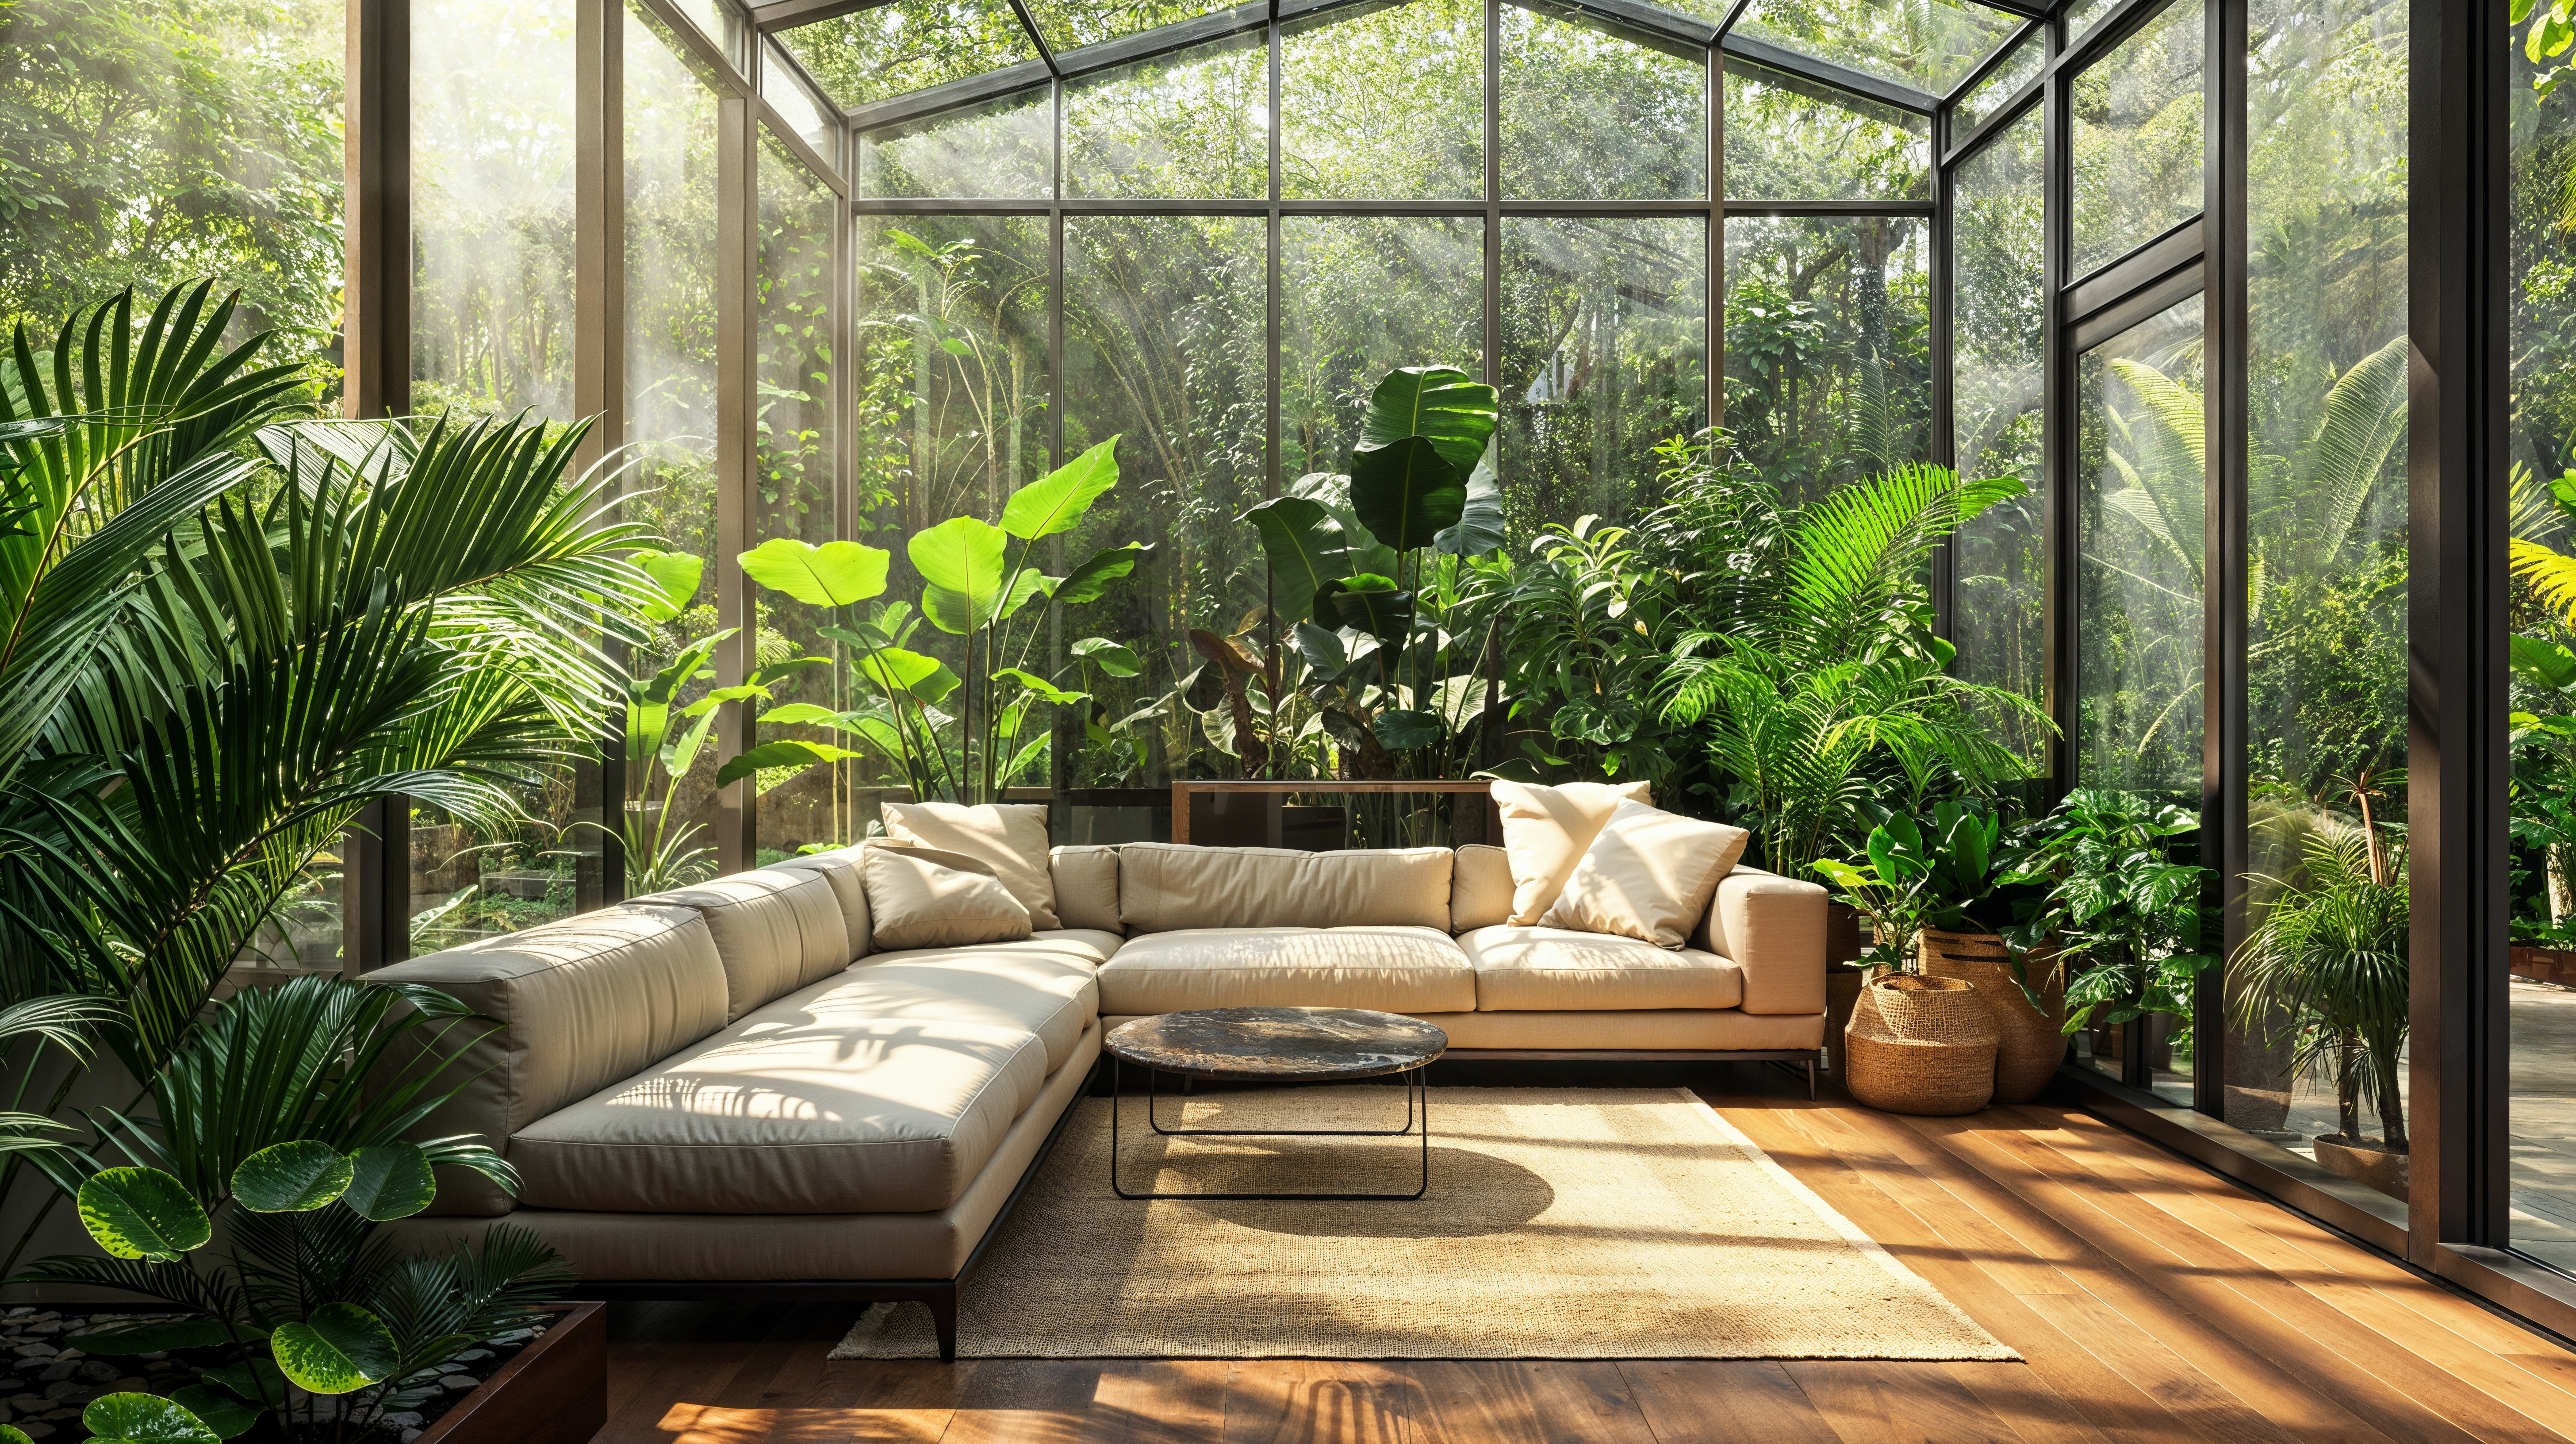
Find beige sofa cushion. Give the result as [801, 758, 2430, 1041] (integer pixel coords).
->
[770, 846, 870, 962]
[508, 970, 1058, 1215]
[1492, 780, 1653, 924]
[626, 867, 851, 1022]
[1095, 926, 1475, 1014]
[829, 931, 1111, 1073]
[863, 843, 1033, 952]
[1540, 802, 1750, 948]
[1117, 844, 1453, 933]
[1450, 844, 1513, 932]
[1050, 845, 1123, 934]
[1701, 865, 1830, 1015]
[883, 801, 1059, 929]
[366, 905, 727, 1216]
[1460, 926, 1743, 1011]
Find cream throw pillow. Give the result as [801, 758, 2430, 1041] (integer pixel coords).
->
[881, 801, 1059, 929]
[1492, 779, 1654, 925]
[1540, 801, 1750, 949]
[862, 843, 1033, 952]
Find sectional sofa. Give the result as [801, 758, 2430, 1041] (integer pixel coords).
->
[376, 837, 1827, 1359]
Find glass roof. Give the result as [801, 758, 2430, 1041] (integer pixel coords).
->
[777, 0, 1043, 109]
[1024, 0, 1233, 54]
[1729, 0, 2026, 96]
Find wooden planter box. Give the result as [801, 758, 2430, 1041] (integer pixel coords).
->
[2511, 944, 2576, 987]
[417, 1301, 606, 1444]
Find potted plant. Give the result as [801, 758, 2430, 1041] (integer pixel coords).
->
[10, 975, 576, 1440]
[2229, 787, 2410, 1199]
[2000, 790, 2215, 1091]
[1815, 803, 2017, 1112]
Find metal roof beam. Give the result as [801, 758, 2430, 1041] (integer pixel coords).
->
[847, 58, 1052, 131]
[1720, 32, 1940, 113]
[751, 0, 885, 33]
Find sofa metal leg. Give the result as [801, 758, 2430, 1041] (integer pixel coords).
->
[924, 1283, 959, 1362]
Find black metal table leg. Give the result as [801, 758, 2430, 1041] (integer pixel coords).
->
[1109, 1054, 1431, 1202]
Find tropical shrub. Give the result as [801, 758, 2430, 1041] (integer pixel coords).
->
[1999, 790, 2215, 1035]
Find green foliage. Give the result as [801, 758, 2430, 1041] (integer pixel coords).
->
[2231, 810, 2410, 1148]
[1814, 803, 2012, 975]
[2000, 791, 2214, 1034]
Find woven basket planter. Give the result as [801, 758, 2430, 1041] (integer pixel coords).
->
[1919, 930, 2065, 1104]
[1844, 974, 2000, 1116]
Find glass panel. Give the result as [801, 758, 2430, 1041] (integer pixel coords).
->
[778, 0, 1043, 109]
[2065, 0, 2117, 47]
[1281, 0, 1482, 200]
[755, 135, 847, 859]
[2510, 7, 2576, 1271]
[859, 91, 1053, 198]
[412, 0, 577, 422]
[2231, 0, 2409, 1172]
[1502, 5, 1703, 201]
[1719, 215, 1931, 507]
[1025, 0, 1228, 52]
[1723, 59, 1928, 200]
[411, 0, 592, 942]
[669, 0, 733, 54]
[1499, 218, 1706, 537]
[1066, 30, 1267, 198]
[1729, 0, 2023, 96]
[1062, 216, 1269, 787]
[2075, 293, 2204, 797]
[764, 42, 838, 159]
[1954, 25, 2040, 132]
[2070, 0, 2205, 278]
[1951, 111, 2046, 771]
[1281, 216, 1484, 478]
[621, 4, 724, 895]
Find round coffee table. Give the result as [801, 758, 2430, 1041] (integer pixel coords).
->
[1104, 1006, 1447, 1202]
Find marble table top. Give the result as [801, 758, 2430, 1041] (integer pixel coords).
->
[1105, 1007, 1449, 1082]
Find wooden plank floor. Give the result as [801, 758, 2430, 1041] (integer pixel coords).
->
[594, 1066, 2576, 1444]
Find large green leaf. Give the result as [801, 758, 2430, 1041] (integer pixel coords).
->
[65, 1320, 241, 1355]
[993, 668, 1088, 706]
[2513, 633, 2576, 693]
[908, 517, 1011, 633]
[165, 1387, 259, 1441]
[1348, 436, 1468, 554]
[1241, 496, 1353, 623]
[80, 1394, 219, 1444]
[1000, 436, 1121, 539]
[1372, 709, 1447, 752]
[232, 1140, 353, 1213]
[1072, 637, 1142, 676]
[343, 1141, 437, 1221]
[1355, 366, 1498, 477]
[1054, 542, 1150, 605]
[851, 645, 961, 704]
[925, 566, 1044, 634]
[1318, 574, 1414, 642]
[270, 1303, 400, 1395]
[1434, 454, 1505, 557]
[716, 738, 864, 788]
[739, 538, 891, 607]
[632, 549, 705, 622]
[77, 1167, 211, 1262]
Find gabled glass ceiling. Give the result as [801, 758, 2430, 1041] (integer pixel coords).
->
[778, 0, 1043, 109]
[1729, 0, 2025, 96]
[776, 0, 2034, 118]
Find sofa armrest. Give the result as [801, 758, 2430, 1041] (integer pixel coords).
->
[1704, 866, 1828, 1016]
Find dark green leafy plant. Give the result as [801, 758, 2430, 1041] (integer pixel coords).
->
[14, 975, 570, 1441]
[1814, 802, 2011, 974]
[1999, 790, 2214, 1034]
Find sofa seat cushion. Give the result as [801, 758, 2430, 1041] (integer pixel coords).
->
[1461, 926, 1743, 1011]
[507, 972, 1058, 1215]
[1095, 926, 1474, 1015]
[834, 932, 1112, 1073]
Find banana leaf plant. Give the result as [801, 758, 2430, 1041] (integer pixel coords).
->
[1238, 366, 1506, 777]
[11, 975, 571, 1442]
[726, 437, 1148, 803]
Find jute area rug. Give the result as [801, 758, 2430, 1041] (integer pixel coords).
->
[831, 1086, 2016, 1361]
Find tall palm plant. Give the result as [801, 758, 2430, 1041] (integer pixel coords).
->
[0, 282, 664, 1248]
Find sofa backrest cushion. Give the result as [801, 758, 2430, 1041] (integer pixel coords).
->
[1491, 779, 1654, 925]
[864, 843, 1035, 951]
[1539, 801, 1751, 949]
[1450, 844, 1513, 933]
[366, 903, 727, 1215]
[1117, 843, 1453, 933]
[769, 846, 870, 963]
[627, 867, 851, 1021]
[882, 801, 1059, 929]
[1050, 845, 1123, 934]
